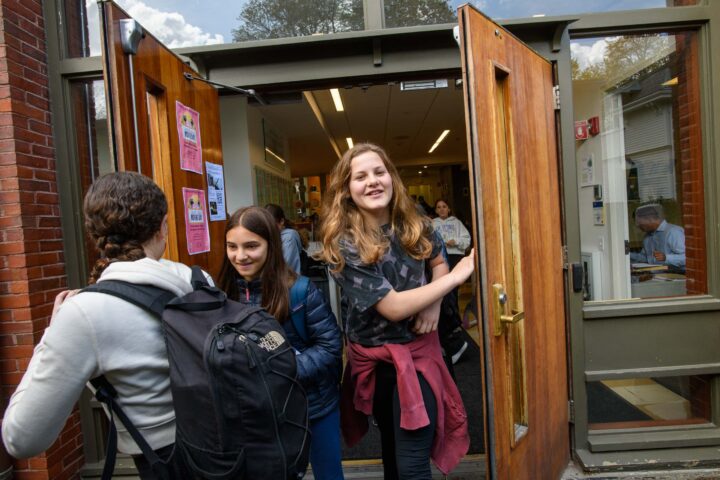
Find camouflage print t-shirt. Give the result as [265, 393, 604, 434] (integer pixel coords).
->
[334, 225, 444, 347]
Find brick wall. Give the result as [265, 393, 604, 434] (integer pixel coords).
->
[0, 0, 84, 479]
[672, 31, 707, 295]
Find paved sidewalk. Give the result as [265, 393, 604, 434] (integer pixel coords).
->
[562, 461, 720, 480]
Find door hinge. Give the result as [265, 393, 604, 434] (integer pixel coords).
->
[561, 245, 568, 270]
[553, 85, 560, 110]
[568, 399, 575, 424]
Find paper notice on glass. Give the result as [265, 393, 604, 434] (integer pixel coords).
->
[182, 188, 210, 255]
[176, 101, 202, 174]
[581, 154, 594, 186]
[205, 162, 226, 221]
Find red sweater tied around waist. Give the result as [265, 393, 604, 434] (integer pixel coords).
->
[340, 331, 469, 474]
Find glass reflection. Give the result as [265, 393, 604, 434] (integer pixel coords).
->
[572, 32, 705, 301]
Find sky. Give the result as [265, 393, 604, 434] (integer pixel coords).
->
[84, 0, 669, 66]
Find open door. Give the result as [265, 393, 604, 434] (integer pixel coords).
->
[458, 5, 569, 479]
[99, 0, 226, 275]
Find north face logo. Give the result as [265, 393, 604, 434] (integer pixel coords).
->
[258, 331, 286, 351]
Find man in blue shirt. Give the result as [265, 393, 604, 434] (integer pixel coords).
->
[630, 204, 686, 272]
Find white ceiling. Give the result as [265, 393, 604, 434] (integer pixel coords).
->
[255, 79, 468, 177]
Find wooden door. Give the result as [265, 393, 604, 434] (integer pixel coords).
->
[458, 6, 569, 479]
[99, 1, 226, 276]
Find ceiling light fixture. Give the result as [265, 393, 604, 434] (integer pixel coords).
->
[330, 88, 344, 111]
[346, 137, 354, 149]
[429, 129, 450, 153]
[264, 147, 286, 164]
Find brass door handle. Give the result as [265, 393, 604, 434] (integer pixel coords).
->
[493, 283, 524, 336]
[501, 310, 524, 324]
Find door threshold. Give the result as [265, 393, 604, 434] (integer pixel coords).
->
[306, 455, 487, 479]
[80, 455, 487, 479]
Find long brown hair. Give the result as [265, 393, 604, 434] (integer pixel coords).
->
[315, 143, 432, 272]
[83, 172, 168, 284]
[217, 206, 296, 321]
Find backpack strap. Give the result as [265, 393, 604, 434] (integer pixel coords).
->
[90, 376, 168, 480]
[83, 281, 176, 318]
[289, 276, 310, 343]
[190, 265, 210, 290]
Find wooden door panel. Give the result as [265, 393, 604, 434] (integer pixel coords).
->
[459, 6, 569, 479]
[100, 1, 226, 276]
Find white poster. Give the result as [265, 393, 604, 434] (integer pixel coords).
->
[205, 162, 227, 221]
[580, 154, 594, 187]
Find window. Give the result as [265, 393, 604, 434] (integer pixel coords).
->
[384, 1, 699, 29]
[63, 0, 365, 57]
[572, 31, 706, 301]
[68, 78, 113, 266]
[588, 376, 712, 430]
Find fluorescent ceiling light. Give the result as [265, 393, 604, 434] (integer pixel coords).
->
[330, 88, 344, 111]
[428, 129, 450, 153]
[346, 137, 354, 149]
[264, 147, 286, 164]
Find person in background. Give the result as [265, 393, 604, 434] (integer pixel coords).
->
[266, 203, 304, 274]
[432, 200, 471, 278]
[316, 142, 474, 479]
[630, 204, 685, 272]
[432, 200, 472, 365]
[2, 172, 208, 479]
[218, 206, 344, 480]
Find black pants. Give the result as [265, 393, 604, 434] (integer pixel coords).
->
[372, 363, 438, 480]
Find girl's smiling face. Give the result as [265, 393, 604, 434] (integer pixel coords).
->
[349, 151, 394, 225]
[226, 225, 269, 281]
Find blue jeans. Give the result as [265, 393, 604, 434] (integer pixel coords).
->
[309, 407, 345, 480]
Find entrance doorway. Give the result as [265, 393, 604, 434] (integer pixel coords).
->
[236, 77, 486, 467]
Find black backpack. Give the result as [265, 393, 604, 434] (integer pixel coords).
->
[85, 267, 311, 480]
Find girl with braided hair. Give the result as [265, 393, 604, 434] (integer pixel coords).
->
[2, 171, 210, 478]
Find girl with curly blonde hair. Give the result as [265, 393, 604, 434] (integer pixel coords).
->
[316, 143, 474, 479]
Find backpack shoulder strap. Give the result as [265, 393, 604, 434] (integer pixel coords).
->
[289, 275, 311, 343]
[190, 265, 209, 290]
[89, 375, 166, 480]
[83, 281, 176, 318]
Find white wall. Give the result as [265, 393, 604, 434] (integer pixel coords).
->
[220, 97, 294, 215]
[220, 96, 254, 213]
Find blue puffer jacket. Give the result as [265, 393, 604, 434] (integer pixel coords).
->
[236, 276, 343, 421]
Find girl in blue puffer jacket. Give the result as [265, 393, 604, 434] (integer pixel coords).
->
[217, 206, 345, 480]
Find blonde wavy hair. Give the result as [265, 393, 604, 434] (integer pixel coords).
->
[316, 143, 433, 272]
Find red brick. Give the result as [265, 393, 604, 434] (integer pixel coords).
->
[0, 320, 32, 334]
[1, 344, 35, 358]
[0, 241, 24, 255]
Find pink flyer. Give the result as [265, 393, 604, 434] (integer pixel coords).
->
[176, 101, 203, 174]
[182, 188, 210, 255]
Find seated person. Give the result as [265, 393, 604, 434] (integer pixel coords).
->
[630, 204, 685, 272]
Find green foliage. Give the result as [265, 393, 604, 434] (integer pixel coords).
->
[232, 0, 363, 42]
[572, 34, 673, 82]
[231, 0, 456, 41]
[384, 0, 456, 28]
